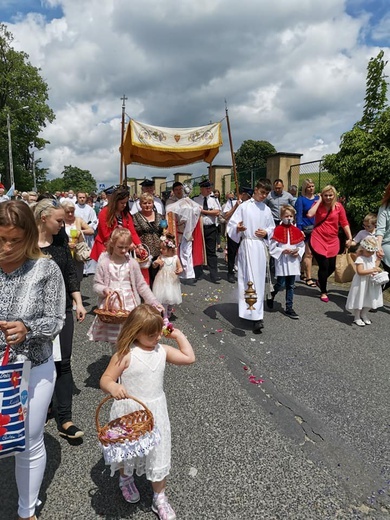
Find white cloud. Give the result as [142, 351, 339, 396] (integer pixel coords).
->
[6, 0, 390, 188]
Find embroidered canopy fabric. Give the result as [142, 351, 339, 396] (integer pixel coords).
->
[121, 119, 222, 167]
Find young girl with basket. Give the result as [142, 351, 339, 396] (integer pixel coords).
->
[346, 237, 384, 326]
[152, 233, 183, 322]
[88, 228, 163, 347]
[100, 304, 195, 520]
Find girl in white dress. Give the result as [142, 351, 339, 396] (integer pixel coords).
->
[88, 228, 162, 346]
[346, 236, 383, 326]
[100, 304, 195, 520]
[152, 233, 183, 322]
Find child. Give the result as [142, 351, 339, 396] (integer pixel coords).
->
[88, 228, 163, 347]
[267, 205, 305, 319]
[346, 236, 383, 326]
[351, 213, 377, 248]
[100, 304, 195, 520]
[152, 233, 183, 322]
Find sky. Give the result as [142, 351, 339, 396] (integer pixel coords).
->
[2, 0, 390, 189]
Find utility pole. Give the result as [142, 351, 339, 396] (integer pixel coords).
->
[6, 112, 14, 188]
[120, 94, 128, 186]
[31, 151, 37, 192]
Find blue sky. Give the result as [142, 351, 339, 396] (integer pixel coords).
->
[2, 0, 390, 186]
[1, 0, 63, 23]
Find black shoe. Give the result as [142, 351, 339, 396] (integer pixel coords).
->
[59, 425, 85, 439]
[227, 273, 236, 283]
[266, 297, 274, 309]
[210, 278, 220, 284]
[253, 320, 264, 334]
[284, 309, 299, 319]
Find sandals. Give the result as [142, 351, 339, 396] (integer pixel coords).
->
[305, 278, 317, 287]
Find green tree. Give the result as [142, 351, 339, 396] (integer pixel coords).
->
[235, 140, 276, 186]
[322, 50, 390, 227]
[0, 23, 55, 190]
[62, 165, 97, 193]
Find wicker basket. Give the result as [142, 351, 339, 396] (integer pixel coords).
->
[135, 244, 150, 263]
[94, 291, 130, 324]
[371, 270, 389, 285]
[96, 394, 154, 446]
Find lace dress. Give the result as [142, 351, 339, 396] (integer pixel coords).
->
[346, 255, 383, 310]
[109, 343, 171, 481]
[152, 255, 182, 305]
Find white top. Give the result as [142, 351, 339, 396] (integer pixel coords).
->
[193, 194, 221, 225]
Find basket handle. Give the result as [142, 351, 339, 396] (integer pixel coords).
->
[104, 291, 124, 312]
[95, 394, 152, 434]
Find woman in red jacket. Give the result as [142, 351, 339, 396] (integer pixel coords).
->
[307, 185, 352, 302]
[91, 187, 141, 261]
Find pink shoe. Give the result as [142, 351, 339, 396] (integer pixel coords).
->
[119, 475, 140, 503]
[152, 495, 176, 520]
[320, 295, 329, 302]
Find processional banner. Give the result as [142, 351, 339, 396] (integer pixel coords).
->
[121, 119, 222, 167]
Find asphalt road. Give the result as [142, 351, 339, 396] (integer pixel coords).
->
[2, 254, 389, 519]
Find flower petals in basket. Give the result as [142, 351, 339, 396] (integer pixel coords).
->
[94, 291, 130, 324]
[96, 395, 161, 465]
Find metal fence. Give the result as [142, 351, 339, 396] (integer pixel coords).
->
[289, 160, 333, 192]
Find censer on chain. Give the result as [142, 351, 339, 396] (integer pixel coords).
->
[244, 281, 257, 310]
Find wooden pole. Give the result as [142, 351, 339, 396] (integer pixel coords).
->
[120, 94, 127, 186]
[225, 100, 240, 197]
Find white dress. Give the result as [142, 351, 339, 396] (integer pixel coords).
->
[152, 255, 182, 305]
[346, 256, 383, 310]
[109, 344, 171, 481]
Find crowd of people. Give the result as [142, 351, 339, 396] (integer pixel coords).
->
[0, 177, 389, 519]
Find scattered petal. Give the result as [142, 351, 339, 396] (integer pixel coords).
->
[216, 329, 223, 332]
[188, 467, 198, 477]
[243, 366, 249, 371]
[250, 338, 256, 342]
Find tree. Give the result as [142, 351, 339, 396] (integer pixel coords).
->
[0, 24, 55, 190]
[235, 140, 276, 186]
[62, 165, 97, 193]
[322, 51, 390, 227]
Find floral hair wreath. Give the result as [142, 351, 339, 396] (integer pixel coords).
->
[160, 235, 175, 249]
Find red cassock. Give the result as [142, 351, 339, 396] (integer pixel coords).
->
[90, 206, 141, 261]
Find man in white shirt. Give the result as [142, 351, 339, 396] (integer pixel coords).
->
[130, 179, 165, 215]
[193, 179, 221, 283]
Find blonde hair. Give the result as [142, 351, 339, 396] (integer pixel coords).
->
[33, 198, 63, 222]
[301, 178, 315, 196]
[106, 228, 132, 255]
[116, 304, 163, 359]
[321, 185, 338, 210]
[139, 193, 154, 204]
[280, 204, 296, 218]
[356, 236, 379, 256]
[363, 213, 377, 227]
[61, 200, 76, 212]
[0, 200, 44, 260]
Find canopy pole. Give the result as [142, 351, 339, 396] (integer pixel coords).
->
[225, 100, 239, 197]
[120, 94, 128, 185]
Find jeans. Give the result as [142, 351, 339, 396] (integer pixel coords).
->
[273, 275, 296, 310]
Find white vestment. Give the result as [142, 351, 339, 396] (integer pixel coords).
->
[75, 204, 98, 275]
[228, 199, 275, 321]
[269, 234, 305, 277]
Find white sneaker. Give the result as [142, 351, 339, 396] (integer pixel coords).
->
[152, 495, 176, 520]
[353, 319, 365, 327]
[362, 317, 372, 325]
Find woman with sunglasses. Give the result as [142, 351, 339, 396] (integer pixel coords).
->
[34, 198, 86, 440]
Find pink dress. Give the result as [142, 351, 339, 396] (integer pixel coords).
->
[88, 253, 160, 343]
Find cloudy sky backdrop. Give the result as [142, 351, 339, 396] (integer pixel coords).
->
[2, 0, 390, 188]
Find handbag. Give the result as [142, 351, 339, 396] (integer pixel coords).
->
[371, 270, 389, 286]
[74, 238, 91, 262]
[334, 250, 356, 283]
[0, 346, 31, 458]
[302, 224, 314, 237]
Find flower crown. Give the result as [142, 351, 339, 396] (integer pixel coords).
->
[160, 235, 175, 249]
